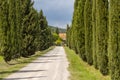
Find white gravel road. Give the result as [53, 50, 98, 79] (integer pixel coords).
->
[4, 46, 70, 80]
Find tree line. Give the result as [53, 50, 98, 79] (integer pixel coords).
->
[66, 0, 120, 80]
[0, 0, 53, 62]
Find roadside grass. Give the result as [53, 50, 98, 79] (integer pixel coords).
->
[0, 56, 3, 61]
[0, 46, 54, 80]
[64, 47, 111, 80]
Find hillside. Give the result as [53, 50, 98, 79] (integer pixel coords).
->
[49, 26, 66, 33]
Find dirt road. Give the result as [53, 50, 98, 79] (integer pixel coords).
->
[4, 46, 70, 80]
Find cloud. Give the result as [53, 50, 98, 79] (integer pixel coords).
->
[33, 0, 74, 28]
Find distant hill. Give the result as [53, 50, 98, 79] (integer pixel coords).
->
[49, 25, 66, 33]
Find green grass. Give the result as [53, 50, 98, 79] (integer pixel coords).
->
[0, 56, 3, 61]
[0, 46, 54, 80]
[64, 47, 111, 80]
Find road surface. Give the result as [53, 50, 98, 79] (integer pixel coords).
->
[4, 46, 70, 80]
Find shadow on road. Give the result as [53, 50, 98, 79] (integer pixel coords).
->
[4, 76, 47, 80]
[0, 69, 46, 74]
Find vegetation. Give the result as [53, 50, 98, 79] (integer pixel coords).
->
[84, 0, 93, 65]
[96, 0, 109, 75]
[108, 0, 120, 80]
[0, 0, 53, 62]
[64, 47, 111, 80]
[66, 0, 120, 80]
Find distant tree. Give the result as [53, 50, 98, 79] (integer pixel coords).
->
[66, 24, 70, 46]
[56, 27, 59, 35]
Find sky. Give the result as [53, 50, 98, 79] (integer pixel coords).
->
[33, 0, 75, 28]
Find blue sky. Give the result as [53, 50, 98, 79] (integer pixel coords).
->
[33, 0, 75, 28]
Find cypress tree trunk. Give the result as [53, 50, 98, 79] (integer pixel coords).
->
[96, 0, 109, 75]
[84, 0, 93, 65]
[109, 0, 120, 80]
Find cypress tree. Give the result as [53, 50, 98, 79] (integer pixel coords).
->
[38, 10, 50, 50]
[66, 24, 70, 47]
[96, 0, 109, 75]
[56, 27, 59, 35]
[76, 0, 86, 61]
[15, 0, 22, 58]
[84, 0, 93, 65]
[0, 0, 10, 62]
[108, 0, 120, 80]
[21, 0, 38, 57]
[70, 0, 79, 53]
[92, 0, 98, 69]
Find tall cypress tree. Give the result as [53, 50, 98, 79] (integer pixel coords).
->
[21, 0, 38, 57]
[108, 0, 120, 80]
[0, 0, 10, 62]
[76, 0, 86, 61]
[92, 0, 98, 69]
[84, 0, 93, 65]
[38, 10, 50, 50]
[15, 0, 22, 58]
[9, 0, 16, 57]
[96, 0, 109, 75]
[71, 0, 79, 53]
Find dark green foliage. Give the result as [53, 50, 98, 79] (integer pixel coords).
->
[96, 0, 109, 75]
[84, 0, 93, 65]
[108, 0, 120, 80]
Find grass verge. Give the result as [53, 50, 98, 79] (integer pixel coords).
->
[64, 47, 111, 80]
[0, 56, 3, 61]
[0, 46, 54, 80]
